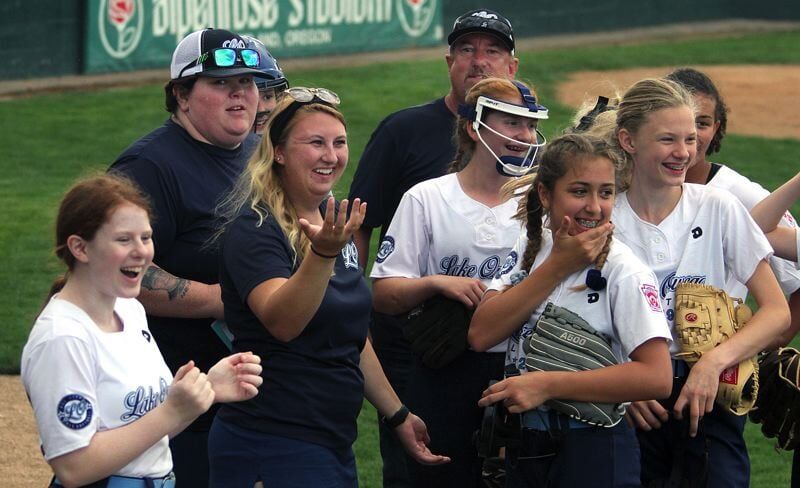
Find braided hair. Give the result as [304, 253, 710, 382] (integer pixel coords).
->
[502, 133, 623, 282]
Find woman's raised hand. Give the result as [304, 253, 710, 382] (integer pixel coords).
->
[208, 352, 263, 403]
[299, 197, 367, 257]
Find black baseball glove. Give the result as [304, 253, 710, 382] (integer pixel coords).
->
[749, 347, 800, 449]
[403, 295, 472, 369]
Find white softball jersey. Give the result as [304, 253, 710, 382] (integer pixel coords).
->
[371, 173, 523, 353]
[613, 184, 773, 353]
[488, 229, 672, 372]
[22, 297, 174, 477]
[708, 165, 800, 295]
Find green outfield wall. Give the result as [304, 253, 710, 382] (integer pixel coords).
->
[1, 0, 798, 80]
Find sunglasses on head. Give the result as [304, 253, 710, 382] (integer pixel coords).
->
[268, 87, 342, 145]
[285, 87, 340, 105]
[178, 48, 260, 79]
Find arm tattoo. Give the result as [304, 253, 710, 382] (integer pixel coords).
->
[141, 265, 190, 301]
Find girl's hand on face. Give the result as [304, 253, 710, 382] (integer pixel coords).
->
[299, 197, 367, 257]
[477, 374, 551, 414]
[163, 361, 215, 424]
[208, 352, 263, 403]
[550, 216, 613, 272]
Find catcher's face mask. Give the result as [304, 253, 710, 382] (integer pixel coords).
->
[462, 81, 549, 177]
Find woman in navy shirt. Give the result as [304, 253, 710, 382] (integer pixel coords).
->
[209, 88, 449, 487]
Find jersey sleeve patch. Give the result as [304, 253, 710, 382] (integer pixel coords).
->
[496, 250, 518, 279]
[57, 394, 93, 430]
[640, 284, 662, 312]
[375, 236, 395, 263]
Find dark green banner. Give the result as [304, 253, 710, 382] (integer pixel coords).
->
[86, 0, 443, 74]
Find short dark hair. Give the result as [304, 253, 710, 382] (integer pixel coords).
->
[666, 68, 728, 155]
[164, 78, 198, 114]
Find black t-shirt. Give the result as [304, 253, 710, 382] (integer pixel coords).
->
[348, 97, 457, 238]
[109, 118, 258, 430]
[218, 205, 372, 448]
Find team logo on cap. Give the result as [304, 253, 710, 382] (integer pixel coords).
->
[98, 0, 144, 59]
[57, 394, 93, 430]
[376, 236, 396, 263]
[471, 11, 498, 21]
[397, 0, 438, 38]
[222, 38, 246, 49]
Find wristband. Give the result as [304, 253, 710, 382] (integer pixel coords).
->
[311, 245, 339, 259]
[381, 405, 410, 428]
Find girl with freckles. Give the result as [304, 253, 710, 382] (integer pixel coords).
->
[471, 133, 672, 487]
[21, 174, 262, 488]
[606, 78, 789, 487]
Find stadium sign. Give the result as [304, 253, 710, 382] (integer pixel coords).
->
[87, 0, 442, 73]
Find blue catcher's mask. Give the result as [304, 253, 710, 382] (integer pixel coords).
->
[459, 81, 549, 177]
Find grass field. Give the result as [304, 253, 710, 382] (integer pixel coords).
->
[3, 30, 800, 486]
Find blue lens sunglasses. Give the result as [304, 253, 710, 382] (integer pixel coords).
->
[178, 48, 260, 79]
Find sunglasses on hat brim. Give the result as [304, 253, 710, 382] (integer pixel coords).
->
[178, 48, 260, 79]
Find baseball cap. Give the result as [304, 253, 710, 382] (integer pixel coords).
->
[447, 9, 515, 54]
[170, 28, 264, 80]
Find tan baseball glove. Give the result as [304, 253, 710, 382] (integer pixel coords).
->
[673, 282, 758, 416]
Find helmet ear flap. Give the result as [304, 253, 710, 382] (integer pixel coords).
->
[457, 102, 482, 134]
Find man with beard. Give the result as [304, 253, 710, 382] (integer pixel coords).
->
[347, 8, 519, 487]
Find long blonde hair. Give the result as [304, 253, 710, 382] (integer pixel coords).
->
[219, 95, 346, 264]
[614, 78, 695, 173]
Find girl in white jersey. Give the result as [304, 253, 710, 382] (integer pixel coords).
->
[471, 133, 673, 487]
[371, 77, 549, 487]
[22, 175, 262, 488]
[608, 78, 789, 487]
[666, 67, 800, 348]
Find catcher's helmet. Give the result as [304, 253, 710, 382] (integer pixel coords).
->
[242, 35, 288, 92]
[459, 80, 549, 177]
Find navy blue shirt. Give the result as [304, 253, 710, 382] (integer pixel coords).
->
[218, 205, 372, 448]
[348, 97, 457, 238]
[110, 118, 258, 430]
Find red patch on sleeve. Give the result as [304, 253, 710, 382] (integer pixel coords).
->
[641, 284, 662, 312]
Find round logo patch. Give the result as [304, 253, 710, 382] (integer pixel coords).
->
[685, 313, 698, 323]
[496, 250, 518, 278]
[57, 394, 93, 430]
[375, 236, 396, 263]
